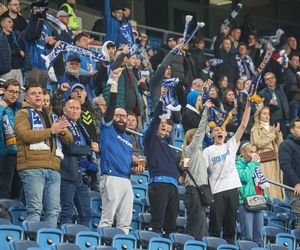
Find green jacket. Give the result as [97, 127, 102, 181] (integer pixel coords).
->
[236, 156, 268, 204]
[60, 3, 80, 31]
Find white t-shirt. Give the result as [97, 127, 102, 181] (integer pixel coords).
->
[203, 136, 242, 194]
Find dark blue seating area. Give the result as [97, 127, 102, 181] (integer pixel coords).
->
[0, 193, 298, 250]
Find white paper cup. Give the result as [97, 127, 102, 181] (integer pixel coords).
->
[183, 158, 191, 168]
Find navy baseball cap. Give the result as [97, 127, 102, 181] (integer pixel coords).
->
[66, 53, 81, 62]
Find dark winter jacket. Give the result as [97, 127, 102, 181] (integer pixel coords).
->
[279, 135, 300, 188]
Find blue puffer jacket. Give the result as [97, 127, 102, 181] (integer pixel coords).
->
[0, 102, 21, 156]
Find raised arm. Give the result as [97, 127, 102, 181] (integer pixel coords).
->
[103, 67, 123, 124]
[186, 104, 210, 154]
[235, 99, 251, 143]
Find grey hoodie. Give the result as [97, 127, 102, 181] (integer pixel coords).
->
[185, 108, 209, 187]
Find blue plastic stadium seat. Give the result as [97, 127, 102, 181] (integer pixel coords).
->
[8, 205, 26, 226]
[112, 234, 137, 249]
[75, 231, 101, 250]
[176, 216, 187, 233]
[291, 229, 300, 246]
[135, 230, 160, 249]
[9, 239, 38, 250]
[217, 244, 239, 250]
[89, 191, 102, 215]
[169, 233, 194, 248]
[275, 233, 296, 250]
[269, 244, 289, 250]
[148, 237, 172, 250]
[98, 227, 125, 245]
[51, 242, 81, 250]
[132, 185, 147, 202]
[60, 223, 89, 243]
[235, 240, 259, 250]
[138, 212, 152, 230]
[94, 247, 117, 250]
[0, 218, 11, 225]
[184, 240, 206, 250]
[22, 220, 51, 240]
[262, 226, 284, 247]
[203, 236, 227, 250]
[0, 225, 24, 250]
[131, 174, 148, 186]
[36, 228, 63, 248]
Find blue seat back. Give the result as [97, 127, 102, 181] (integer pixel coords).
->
[0, 218, 11, 225]
[8, 239, 38, 250]
[132, 185, 147, 202]
[169, 233, 194, 247]
[236, 240, 259, 250]
[217, 243, 239, 250]
[135, 230, 160, 249]
[36, 228, 63, 248]
[98, 227, 124, 245]
[203, 236, 227, 249]
[112, 234, 136, 249]
[184, 240, 206, 250]
[149, 237, 172, 250]
[262, 226, 284, 247]
[51, 242, 81, 250]
[269, 244, 290, 250]
[0, 225, 23, 250]
[276, 233, 296, 250]
[8, 205, 26, 226]
[131, 174, 148, 186]
[61, 224, 89, 243]
[75, 231, 101, 250]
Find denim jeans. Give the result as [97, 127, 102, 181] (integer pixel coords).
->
[19, 168, 61, 228]
[289, 101, 300, 121]
[60, 178, 90, 227]
[239, 204, 264, 246]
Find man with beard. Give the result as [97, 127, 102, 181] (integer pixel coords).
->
[1, 0, 27, 32]
[53, 52, 98, 101]
[98, 67, 143, 233]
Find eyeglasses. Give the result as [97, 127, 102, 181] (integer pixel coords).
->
[6, 89, 20, 95]
[114, 114, 127, 119]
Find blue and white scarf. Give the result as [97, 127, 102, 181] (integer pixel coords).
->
[119, 23, 140, 55]
[46, 13, 69, 35]
[41, 41, 109, 68]
[235, 54, 256, 79]
[160, 78, 181, 120]
[64, 115, 98, 173]
[28, 109, 63, 159]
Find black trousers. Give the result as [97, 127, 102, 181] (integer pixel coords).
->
[148, 182, 179, 235]
[209, 188, 239, 244]
[0, 154, 21, 199]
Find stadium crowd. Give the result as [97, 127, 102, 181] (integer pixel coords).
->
[0, 0, 300, 248]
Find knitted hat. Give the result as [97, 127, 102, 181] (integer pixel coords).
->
[187, 90, 202, 108]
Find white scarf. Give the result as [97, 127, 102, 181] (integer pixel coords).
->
[260, 121, 271, 132]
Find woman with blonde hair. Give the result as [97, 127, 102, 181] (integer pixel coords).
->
[236, 142, 269, 246]
[250, 106, 284, 200]
[181, 101, 212, 239]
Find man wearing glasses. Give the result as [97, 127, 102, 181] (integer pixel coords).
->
[2, 0, 27, 32]
[98, 68, 144, 233]
[0, 79, 21, 199]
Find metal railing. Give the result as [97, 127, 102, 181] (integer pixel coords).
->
[126, 128, 296, 192]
